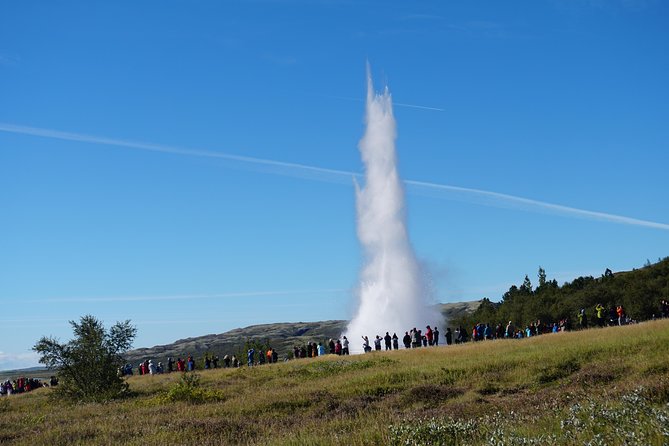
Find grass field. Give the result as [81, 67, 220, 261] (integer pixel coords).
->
[2, 319, 669, 445]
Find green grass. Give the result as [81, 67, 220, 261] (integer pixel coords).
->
[2, 320, 669, 445]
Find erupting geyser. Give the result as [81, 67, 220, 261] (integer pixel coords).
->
[343, 68, 442, 352]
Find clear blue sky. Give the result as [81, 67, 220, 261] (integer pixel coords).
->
[1, 1, 668, 370]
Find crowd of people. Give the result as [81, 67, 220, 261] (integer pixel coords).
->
[360, 325, 442, 352]
[119, 300, 669, 378]
[292, 338, 350, 358]
[356, 302, 660, 347]
[0, 376, 57, 396]
[452, 303, 650, 343]
[120, 353, 227, 376]
[123, 349, 286, 375]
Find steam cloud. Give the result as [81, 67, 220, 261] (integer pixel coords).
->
[343, 69, 442, 352]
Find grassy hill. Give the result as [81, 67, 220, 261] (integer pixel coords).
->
[2, 319, 668, 445]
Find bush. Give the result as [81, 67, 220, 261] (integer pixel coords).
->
[33, 315, 136, 402]
[160, 373, 225, 404]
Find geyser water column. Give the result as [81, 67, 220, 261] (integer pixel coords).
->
[343, 69, 441, 352]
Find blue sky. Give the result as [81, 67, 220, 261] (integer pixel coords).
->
[1, 1, 668, 370]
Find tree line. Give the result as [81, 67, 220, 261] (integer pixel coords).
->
[452, 257, 669, 330]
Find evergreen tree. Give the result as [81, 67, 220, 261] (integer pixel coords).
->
[520, 275, 533, 294]
[538, 267, 547, 288]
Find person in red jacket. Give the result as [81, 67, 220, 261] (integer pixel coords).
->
[426, 326, 434, 346]
[616, 305, 625, 325]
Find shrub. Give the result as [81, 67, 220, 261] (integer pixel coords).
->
[33, 315, 136, 402]
[160, 373, 225, 404]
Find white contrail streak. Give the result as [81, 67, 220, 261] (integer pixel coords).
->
[2, 122, 668, 231]
[23, 288, 348, 303]
[404, 180, 669, 231]
[393, 101, 444, 112]
[0, 122, 353, 184]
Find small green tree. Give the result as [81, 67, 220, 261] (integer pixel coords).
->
[520, 275, 533, 294]
[33, 315, 136, 402]
[538, 267, 547, 288]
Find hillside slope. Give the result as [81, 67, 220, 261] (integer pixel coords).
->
[3, 319, 668, 445]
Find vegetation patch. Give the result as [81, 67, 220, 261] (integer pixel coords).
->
[559, 389, 669, 445]
[158, 373, 225, 404]
[361, 384, 404, 398]
[476, 382, 500, 396]
[439, 367, 467, 385]
[171, 417, 259, 442]
[390, 389, 669, 445]
[643, 360, 669, 376]
[573, 362, 624, 386]
[0, 398, 9, 414]
[286, 358, 381, 380]
[403, 384, 465, 405]
[4, 319, 668, 445]
[535, 356, 581, 385]
[389, 417, 481, 446]
[263, 398, 313, 414]
[640, 376, 669, 404]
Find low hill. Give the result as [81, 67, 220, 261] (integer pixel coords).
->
[3, 319, 668, 445]
[125, 301, 480, 366]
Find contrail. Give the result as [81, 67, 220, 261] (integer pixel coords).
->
[22, 288, 348, 303]
[0, 122, 354, 184]
[393, 101, 444, 112]
[404, 180, 669, 231]
[2, 122, 668, 231]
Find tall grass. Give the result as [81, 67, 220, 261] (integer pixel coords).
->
[1, 320, 668, 445]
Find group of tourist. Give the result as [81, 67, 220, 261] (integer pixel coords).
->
[120, 354, 221, 376]
[360, 325, 442, 352]
[0, 376, 57, 397]
[455, 303, 640, 343]
[292, 338, 351, 359]
[121, 300, 669, 378]
[246, 347, 279, 366]
[461, 320, 568, 342]
[126, 349, 283, 375]
[591, 304, 633, 327]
